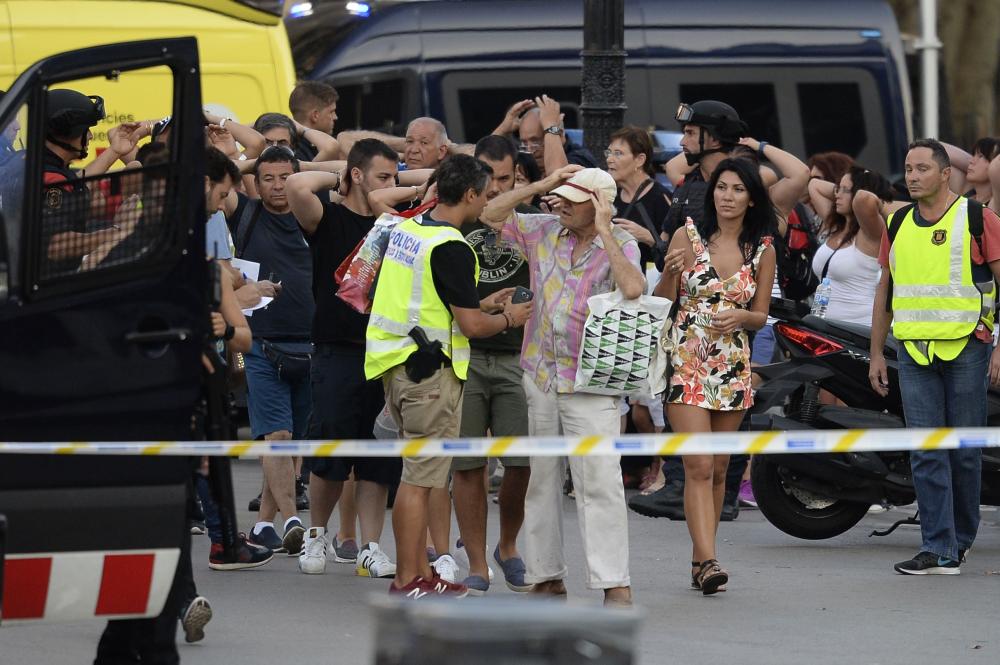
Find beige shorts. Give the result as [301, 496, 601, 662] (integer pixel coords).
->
[384, 365, 464, 489]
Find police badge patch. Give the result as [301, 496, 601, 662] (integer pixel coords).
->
[931, 229, 947, 245]
[45, 187, 62, 209]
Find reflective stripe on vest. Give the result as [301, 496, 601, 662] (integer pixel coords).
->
[364, 218, 478, 380]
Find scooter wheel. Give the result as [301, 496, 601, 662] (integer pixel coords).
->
[751, 457, 870, 540]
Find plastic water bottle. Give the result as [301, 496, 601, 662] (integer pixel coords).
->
[811, 277, 832, 318]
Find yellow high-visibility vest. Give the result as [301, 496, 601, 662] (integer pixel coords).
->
[364, 217, 478, 380]
[889, 197, 995, 364]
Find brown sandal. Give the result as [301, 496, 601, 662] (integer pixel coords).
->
[695, 559, 728, 595]
[691, 561, 727, 592]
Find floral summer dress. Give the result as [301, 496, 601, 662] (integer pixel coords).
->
[666, 219, 771, 411]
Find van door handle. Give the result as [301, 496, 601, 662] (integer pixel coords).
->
[125, 328, 192, 345]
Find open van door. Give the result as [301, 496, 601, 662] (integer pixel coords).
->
[0, 38, 209, 626]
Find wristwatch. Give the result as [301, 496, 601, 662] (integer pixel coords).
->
[544, 125, 562, 136]
[223, 324, 235, 341]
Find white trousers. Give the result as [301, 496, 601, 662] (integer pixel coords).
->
[522, 375, 631, 589]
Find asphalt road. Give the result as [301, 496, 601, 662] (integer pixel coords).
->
[3, 459, 998, 664]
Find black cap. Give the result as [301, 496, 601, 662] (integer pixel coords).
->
[47, 89, 105, 139]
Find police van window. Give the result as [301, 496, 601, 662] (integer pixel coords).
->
[797, 82, 867, 159]
[0, 101, 27, 301]
[334, 79, 406, 134]
[34, 68, 175, 288]
[678, 83, 782, 146]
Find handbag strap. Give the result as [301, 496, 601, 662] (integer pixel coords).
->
[820, 243, 841, 280]
[619, 178, 659, 238]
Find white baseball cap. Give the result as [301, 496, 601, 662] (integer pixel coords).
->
[550, 168, 617, 204]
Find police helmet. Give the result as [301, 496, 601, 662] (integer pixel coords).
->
[675, 100, 748, 144]
[46, 89, 105, 139]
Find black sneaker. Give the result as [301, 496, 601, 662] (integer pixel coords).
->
[627, 480, 685, 519]
[894, 551, 961, 575]
[209, 534, 274, 571]
[180, 596, 212, 643]
[248, 491, 262, 512]
[248, 524, 285, 553]
[283, 517, 306, 556]
[720, 489, 740, 522]
[295, 479, 310, 511]
[959, 548, 969, 564]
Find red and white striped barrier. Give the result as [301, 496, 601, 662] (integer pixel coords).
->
[1, 549, 179, 624]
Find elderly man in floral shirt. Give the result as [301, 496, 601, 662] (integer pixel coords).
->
[481, 164, 645, 607]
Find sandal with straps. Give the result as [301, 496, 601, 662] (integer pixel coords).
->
[691, 561, 727, 592]
[695, 559, 728, 596]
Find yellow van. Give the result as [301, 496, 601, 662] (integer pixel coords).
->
[0, 0, 295, 147]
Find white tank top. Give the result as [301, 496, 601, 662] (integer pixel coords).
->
[811, 241, 881, 325]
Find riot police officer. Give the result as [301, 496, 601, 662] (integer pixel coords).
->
[42, 88, 145, 274]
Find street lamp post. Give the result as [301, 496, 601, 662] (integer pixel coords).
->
[580, 0, 626, 169]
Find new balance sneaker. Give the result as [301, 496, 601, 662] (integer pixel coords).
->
[332, 537, 359, 563]
[453, 539, 494, 583]
[180, 596, 212, 643]
[283, 517, 306, 556]
[248, 524, 284, 553]
[894, 551, 961, 575]
[298, 527, 328, 575]
[431, 553, 459, 583]
[357, 542, 397, 579]
[389, 576, 469, 600]
[208, 534, 274, 571]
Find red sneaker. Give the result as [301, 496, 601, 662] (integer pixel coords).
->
[389, 576, 469, 599]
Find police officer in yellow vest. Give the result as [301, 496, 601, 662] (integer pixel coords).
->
[364, 154, 533, 598]
[870, 139, 1000, 576]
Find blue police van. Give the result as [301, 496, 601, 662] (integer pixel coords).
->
[303, 0, 912, 179]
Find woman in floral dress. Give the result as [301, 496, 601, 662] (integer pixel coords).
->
[653, 158, 777, 594]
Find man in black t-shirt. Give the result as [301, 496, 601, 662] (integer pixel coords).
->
[288, 81, 342, 163]
[222, 146, 310, 556]
[286, 138, 403, 578]
[449, 136, 534, 594]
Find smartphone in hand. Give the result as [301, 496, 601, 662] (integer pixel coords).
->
[511, 286, 534, 304]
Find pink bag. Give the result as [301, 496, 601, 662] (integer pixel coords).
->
[335, 199, 437, 314]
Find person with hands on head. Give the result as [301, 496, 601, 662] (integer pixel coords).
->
[653, 158, 776, 596]
[288, 81, 343, 162]
[364, 155, 532, 601]
[869, 138, 1000, 577]
[492, 99, 536, 138]
[285, 138, 411, 579]
[480, 164, 642, 608]
[204, 110, 266, 157]
[515, 95, 597, 177]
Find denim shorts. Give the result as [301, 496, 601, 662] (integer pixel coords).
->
[244, 339, 313, 439]
[751, 324, 776, 365]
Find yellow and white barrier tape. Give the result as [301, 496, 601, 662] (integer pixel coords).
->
[0, 428, 995, 457]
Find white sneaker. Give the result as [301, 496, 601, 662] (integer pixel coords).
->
[432, 553, 460, 583]
[453, 539, 494, 582]
[298, 527, 328, 575]
[356, 542, 396, 578]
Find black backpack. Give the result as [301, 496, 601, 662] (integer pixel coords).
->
[775, 202, 820, 301]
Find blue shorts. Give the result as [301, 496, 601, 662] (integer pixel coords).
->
[751, 324, 776, 365]
[244, 340, 312, 439]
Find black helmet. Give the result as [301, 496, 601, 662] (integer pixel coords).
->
[675, 100, 748, 144]
[46, 89, 105, 139]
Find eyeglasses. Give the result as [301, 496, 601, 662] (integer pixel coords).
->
[518, 141, 543, 153]
[603, 149, 627, 159]
[833, 186, 853, 195]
